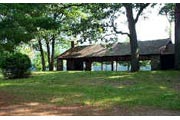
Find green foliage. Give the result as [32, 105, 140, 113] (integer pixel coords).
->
[140, 60, 151, 67]
[159, 3, 175, 22]
[0, 52, 32, 79]
[33, 53, 48, 71]
[75, 4, 119, 43]
[33, 56, 43, 71]
[118, 61, 130, 66]
[0, 4, 37, 51]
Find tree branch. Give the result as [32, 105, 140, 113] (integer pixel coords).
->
[134, 3, 150, 23]
[100, 33, 116, 41]
[111, 17, 130, 37]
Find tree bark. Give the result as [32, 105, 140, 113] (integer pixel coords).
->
[49, 35, 55, 71]
[38, 39, 46, 71]
[45, 39, 51, 70]
[175, 3, 180, 70]
[124, 4, 140, 72]
[49, 13, 58, 71]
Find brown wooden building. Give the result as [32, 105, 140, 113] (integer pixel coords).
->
[57, 38, 174, 71]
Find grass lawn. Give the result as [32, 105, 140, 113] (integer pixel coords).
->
[0, 71, 180, 115]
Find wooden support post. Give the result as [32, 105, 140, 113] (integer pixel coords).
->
[128, 61, 130, 71]
[57, 59, 63, 71]
[85, 61, 92, 71]
[111, 61, 114, 71]
[116, 61, 118, 71]
[101, 62, 103, 71]
[83, 61, 86, 71]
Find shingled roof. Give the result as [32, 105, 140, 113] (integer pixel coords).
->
[58, 38, 174, 59]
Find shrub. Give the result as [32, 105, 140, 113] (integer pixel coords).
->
[0, 52, 31, 79]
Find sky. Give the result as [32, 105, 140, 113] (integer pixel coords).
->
[136, 4, 174, 42]
[115, 4, 174, 43]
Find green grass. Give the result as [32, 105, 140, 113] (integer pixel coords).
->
[0, 71, 180, 110]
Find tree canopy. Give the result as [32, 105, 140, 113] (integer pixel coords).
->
[1, 3, 179, 72]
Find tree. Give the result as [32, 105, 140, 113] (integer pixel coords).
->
[71, 3, 150, 72]
[175, 3, 180, 70]
[70, 4, 113, 44]
[0, 3, 151, 72]
[108, 4, 150, 72]
[159, 3, 175, 39]
[30, 4, 58, 71]
[0, 4, 56, 71]
[38, 38, 46, 71]
[159, 3, 180, 70]
[0, 3, 78, 71]
[32, 3, 89, 71]
[0, 52, 31, 79]
[40, 4, 86, 71]
[0, 4, 35, 52]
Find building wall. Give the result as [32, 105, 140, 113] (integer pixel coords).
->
[151, 55, 161, 70]
[67, 59, 75, 70]
[160, 54, 175, 70]
[67, 59, 84, 70]
[58, 55, 174, 71]
[85, 61, 92, 71]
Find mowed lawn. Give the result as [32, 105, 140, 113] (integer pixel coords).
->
[0, 71, 180, 115]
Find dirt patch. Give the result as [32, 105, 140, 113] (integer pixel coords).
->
[0, 91, 102, 116]
[0, 91, 180, 116]
[0, 102, 104, 116]
[130, 106, 180, 116]
[106, 106, 180, 116]
[1, 102, 180, 116]
[0, 91, 19, 107]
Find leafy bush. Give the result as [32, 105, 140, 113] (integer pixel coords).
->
[0, 52, 31, 79]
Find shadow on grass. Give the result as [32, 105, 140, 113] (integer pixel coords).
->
[0, 70, 180, 115]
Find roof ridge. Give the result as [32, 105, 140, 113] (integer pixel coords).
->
[58, 38, 173, 59]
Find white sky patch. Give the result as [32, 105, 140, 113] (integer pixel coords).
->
[115, 4, 174, 43]
[137, 15, 169, 40]
[136, 6, 171, 41]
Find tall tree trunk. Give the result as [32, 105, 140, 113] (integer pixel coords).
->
[125, 5, 140, 72]
[45, 39, 51, 70]
[175, 3, 180, 70]
[49, 35, 55, 71]
[127, 61, 130, 71]
[49, 13, 58, 71]
[38, 39, 46, 71]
